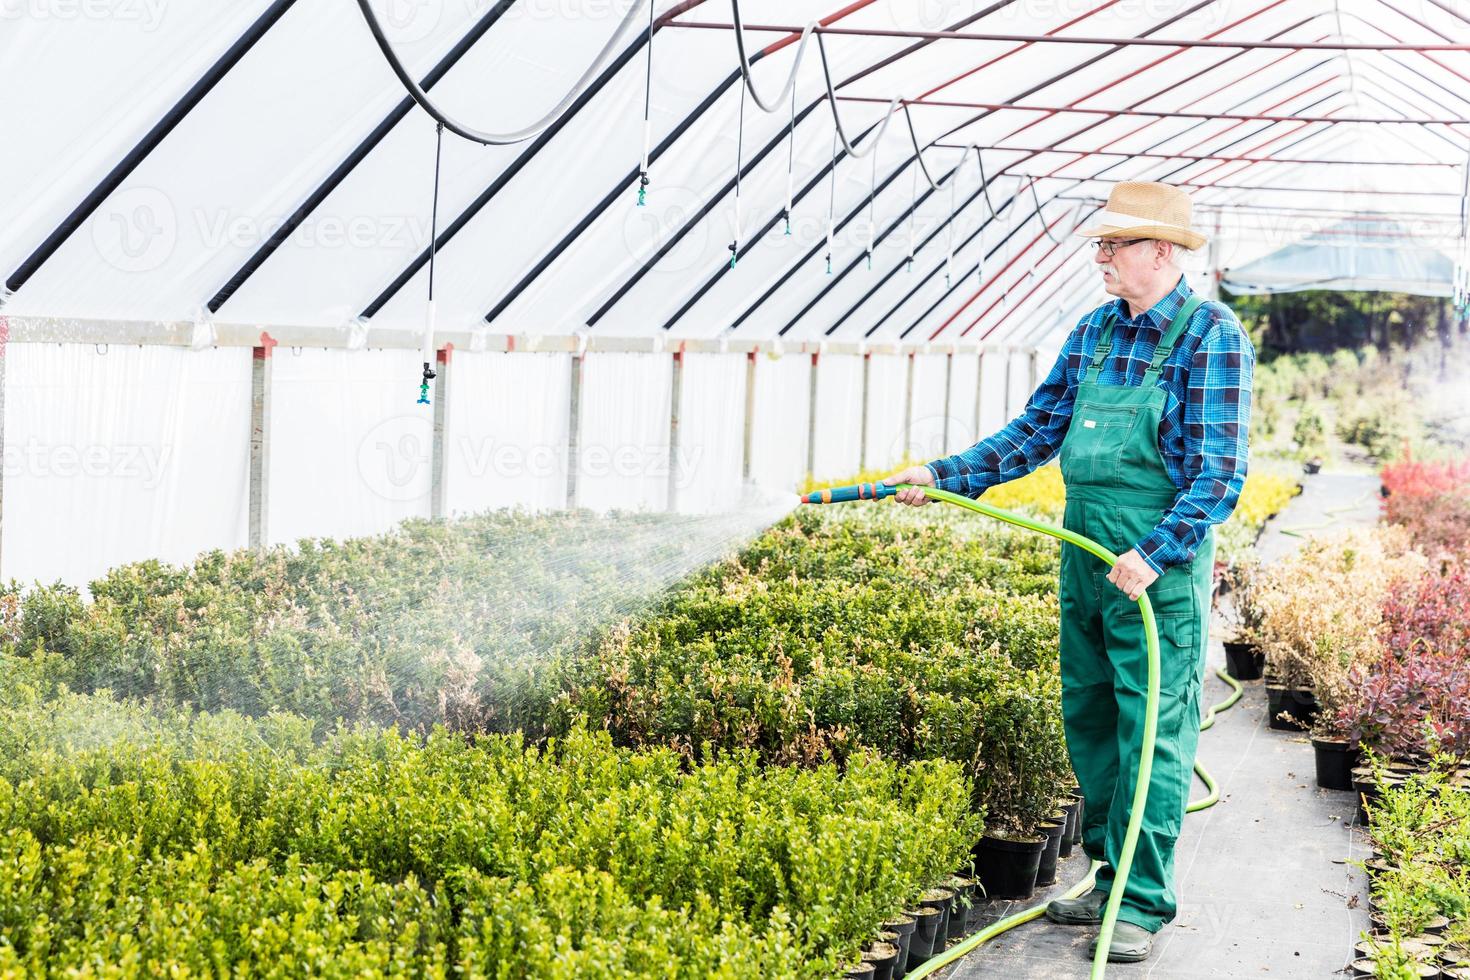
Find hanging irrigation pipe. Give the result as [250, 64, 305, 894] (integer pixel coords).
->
[729, 81, 747, 267]
[353, 0, 649, 145]
[1026, 176, 1063, 245]
[637, 0, 655, 204]
[728, 0, 898, 159]
[800, 482, 1239, 980]
[418, 122, 444, 406]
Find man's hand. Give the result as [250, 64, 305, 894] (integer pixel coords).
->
[1107, 549, 1159, 601]
[883, 465, 936, 506]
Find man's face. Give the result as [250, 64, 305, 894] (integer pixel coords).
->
[1094, 236, 1156, 296]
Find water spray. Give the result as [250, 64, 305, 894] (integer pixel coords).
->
[800, 480, 1235, 979]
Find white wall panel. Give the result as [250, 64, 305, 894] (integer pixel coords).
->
[675, 352, 745, 513]
[576, 352, 671, 511]
[446, 350, 570, 514]
[810, 353, 863, 481]
[269, 347, 428, 545]
[3, 344, 249, 589]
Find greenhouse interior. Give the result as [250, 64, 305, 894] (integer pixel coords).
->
[2, 0, 1469, 977]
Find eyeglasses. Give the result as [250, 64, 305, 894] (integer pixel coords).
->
[1091, 238, 1151, 257]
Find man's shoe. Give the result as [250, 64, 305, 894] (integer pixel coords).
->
[1087, 921, 1154, 963]
[1044, 888, 1109, 925]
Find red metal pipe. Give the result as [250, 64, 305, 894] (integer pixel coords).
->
[757, 0, 877, 55]
[917, 0, 1132, 101]
[837, 98, 1470, 127]
[669, 21, 1470, 52]
[1050, 177, 1461, 198]
[982, 0, 1294, 149]
[932, 145, 1452, 167]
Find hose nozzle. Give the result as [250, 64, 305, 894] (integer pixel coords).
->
[799, 482, 897, 504]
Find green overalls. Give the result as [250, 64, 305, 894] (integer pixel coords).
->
[1057, 292, 1213, 934]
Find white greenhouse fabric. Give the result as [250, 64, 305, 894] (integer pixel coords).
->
[749, 352, 810, 492]
[4, 0, 1462, 348]
[946, 352, 980, 455]
[576, 352, 672, 511]
[863, 353, 908, 469]
[2, 344, 249, 588]
[810, 353, 863, 481]
[675, 352, 746, 513]
[446, 351, 571, 514]
[269, 347, 430, 545]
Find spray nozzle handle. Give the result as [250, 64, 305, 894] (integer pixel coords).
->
[799, 481, 900, 504]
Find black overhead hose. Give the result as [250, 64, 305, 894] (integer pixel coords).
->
[354, 0, 647, 145]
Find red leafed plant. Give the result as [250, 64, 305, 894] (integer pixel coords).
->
[1383, 492, 1470, 559]
[1379, 564, 1470, 658]
[1379, 448, 1470, 499]
[1336, 647, 1470, 758]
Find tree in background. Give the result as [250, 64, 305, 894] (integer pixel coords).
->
[1225, 290, 1461, 360]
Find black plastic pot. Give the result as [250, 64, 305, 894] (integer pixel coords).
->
[1312, 737, 1360, 791]
[1058, 797, 1081, 858]
[904, 907, 943, 974]
[1266, 684, 1318, 731]
[863, 941, 899, 980]
[1223, 641, 1265, 681]
[973, 833, 1046, 900]
[1035, 814, 1067, 886]
[946, 877, 976, 942]
[1353, 776, 1377, 825]
[1066, 787, 1084, 845]
[918, 887, 954, 950]
[883, 915, 915, 980]
[844, 961, 876, 980]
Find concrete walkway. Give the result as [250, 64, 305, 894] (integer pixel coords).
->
[939, 471, 1379, 979]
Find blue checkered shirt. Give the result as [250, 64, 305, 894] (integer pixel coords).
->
[925, 274, 1254, 574]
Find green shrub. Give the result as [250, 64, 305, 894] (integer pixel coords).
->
[0, 677, 979, 978]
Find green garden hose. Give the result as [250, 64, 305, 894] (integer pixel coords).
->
[800, 483, 1241, 979]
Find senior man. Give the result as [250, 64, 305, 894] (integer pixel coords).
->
[886, 181, 1254, 963]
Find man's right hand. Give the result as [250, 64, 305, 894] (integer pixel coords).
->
[884, 465, 936, 506]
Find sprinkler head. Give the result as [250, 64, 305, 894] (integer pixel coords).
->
[728, 241, 738, 269]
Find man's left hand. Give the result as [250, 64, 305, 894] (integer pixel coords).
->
[1106, 549, 1159, 601]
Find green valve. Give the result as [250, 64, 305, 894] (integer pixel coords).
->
[417, 381, 430, 406]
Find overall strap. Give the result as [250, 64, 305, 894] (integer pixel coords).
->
[1082, 313, 1120, 383]
[1143, 293, 1205, 380]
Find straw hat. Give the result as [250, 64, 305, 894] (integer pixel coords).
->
[1074, 181, 1207, 251]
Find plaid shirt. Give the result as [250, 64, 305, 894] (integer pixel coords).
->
[925, 274, 1254, 574]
